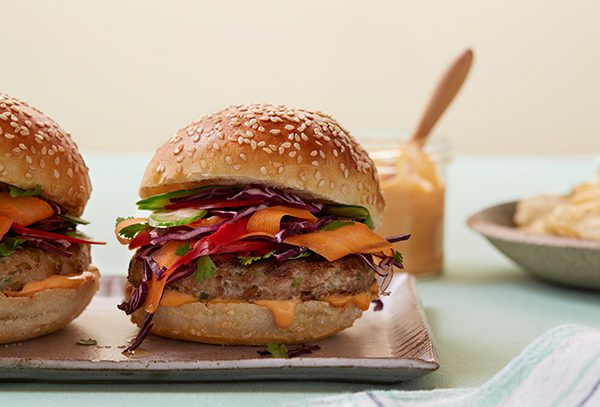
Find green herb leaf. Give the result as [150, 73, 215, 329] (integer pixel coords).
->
[194, 255, 216, 283]
[266, 343, 289, 359]
[117, 223, 148, 239]
[394, 250, 403, 264]
[288, 251, 311, 260]
[175, 242, 192, 256]
[199, 292, 210, 300]
[292, 277, 303, 288]
[8, 184, 42, 198]
[238, 250, 276, 266]
[319, 220, 355, 232]
[115, 216, 133, 226]
[76, 338, 97, 346]
[58, 214, 90, 225]
[0, 238, 26, 257]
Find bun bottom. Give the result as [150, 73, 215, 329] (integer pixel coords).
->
[0, 266, 100, 344]
[131, 300, 363, 345]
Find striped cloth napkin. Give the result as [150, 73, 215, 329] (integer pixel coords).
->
[289, 325, 600, 407]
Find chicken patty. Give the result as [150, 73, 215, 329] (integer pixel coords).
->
[0, 245, 91, 292]
[128, 253, 374, 301]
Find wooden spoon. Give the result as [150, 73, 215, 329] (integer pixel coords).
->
[411, 49, 474, 147]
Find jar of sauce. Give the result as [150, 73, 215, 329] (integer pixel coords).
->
[363, 136, 449, 277]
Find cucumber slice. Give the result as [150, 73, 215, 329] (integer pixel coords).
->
[322, 205, 374, 229]
[58, 214, 90, 225]
[137, 185, 229, 210]
[148, 208, 207, 228]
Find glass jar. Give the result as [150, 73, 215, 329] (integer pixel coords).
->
[358, 133, 451, 277]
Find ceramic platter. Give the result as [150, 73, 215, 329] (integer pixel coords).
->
[0, 273, 438, 383]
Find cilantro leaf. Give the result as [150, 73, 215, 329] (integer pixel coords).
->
[394, 250, 403, 264]
[175, 242, 192, 256]
[319, 220, 355, 232]
[194, 255, 216, 283]
[8, 184, 42, 198]
[115, 216, 133, 227]
[292, 277, 303, 288]
[266, 343, 289, 359]
[288, 251, 310, 260]
[199, 292, 210, 300]
[0, 238, 26, 257]
[238, 250, 275, 266]
[117, 223, 148, 239]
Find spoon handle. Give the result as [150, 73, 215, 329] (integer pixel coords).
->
[411, 49, 474, 147]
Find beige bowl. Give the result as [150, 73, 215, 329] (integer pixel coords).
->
[468, 201, 600, 290]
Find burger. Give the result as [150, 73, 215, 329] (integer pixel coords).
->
[0, 93, 103, 344]
[116, 104, 407, 351]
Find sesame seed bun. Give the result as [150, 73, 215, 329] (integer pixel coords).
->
[0, 266, 99, 344]
[0, 93, 91, 216]
[140, 104, 384, 226]
[131, 297, 363, 346]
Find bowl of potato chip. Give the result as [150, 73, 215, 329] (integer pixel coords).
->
[468, 177, 600, 290]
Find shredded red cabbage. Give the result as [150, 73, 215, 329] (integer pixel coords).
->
[386, 233, 411, 243]
[167, 185, 323, 213]
[123, 312, 154, 354]
[372, 299, 384, 311]
[20, 237, 73, 257]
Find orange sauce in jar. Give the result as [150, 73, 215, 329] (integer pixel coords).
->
[376, 143, 445, 276]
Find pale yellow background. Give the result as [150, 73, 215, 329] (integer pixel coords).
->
[1, 0, 599, 154]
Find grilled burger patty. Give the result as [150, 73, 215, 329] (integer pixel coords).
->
[0, 245, 91, 292]
[128, 254, 375, 301]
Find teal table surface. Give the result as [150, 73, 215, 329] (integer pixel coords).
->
[2, 154, 599, 406]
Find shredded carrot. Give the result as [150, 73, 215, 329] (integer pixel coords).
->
[284, 222, 394, 262]
[114, 217, 148, 244]
[188, 215, 226, 228]
[0, 192, 53, 226]
[151, 240, 187, 270]
[0, 215, 12, 241]
[247, 206, 316, 235]
[237, 231, 276, 240]
[146, 276, 168, 314]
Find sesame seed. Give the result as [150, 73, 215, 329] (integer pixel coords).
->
[284, 124, 294, 131]
[310, 150, 318, 157]
[311, 160, 319, 167]
[269, 129, 280, 135]
[239, 153, 247, 161]
[289, 151, 297, 158]
[277, 166, 284, 174]
[5, 133, 14, 139]
[200, 159, 208, 169]
[25, 172, 32, 179]
[260, 166, 268, 175]
[319, 150, 326, 159]
[225, 155, 232, 164]
[53, 169, 60, 178]
[233, 164, 241, 171]
[262, 148, 272, 154]
[318, 180, 326, 188]
[257, 141, 266, 147]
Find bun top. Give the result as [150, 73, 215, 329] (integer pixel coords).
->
[140, 104, 384, 224]
[0, 93, 91, 216]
